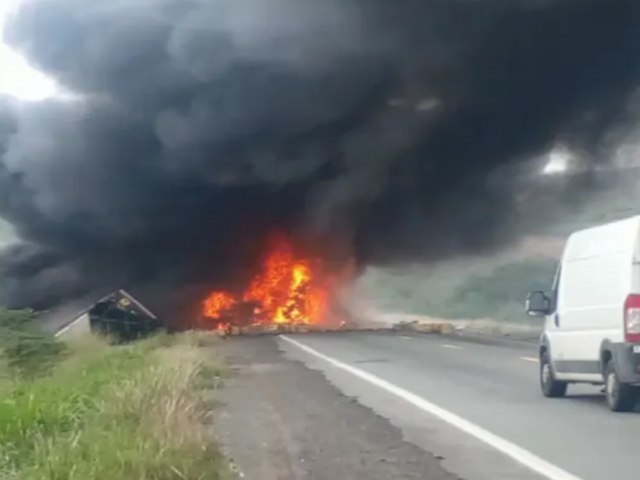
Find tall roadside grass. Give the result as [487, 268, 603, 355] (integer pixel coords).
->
[0, 320, 226, 480]
[0, 309, 68, 381]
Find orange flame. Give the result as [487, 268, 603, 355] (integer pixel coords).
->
[203, 292, 237, 319]
[202, 234, 340, 326]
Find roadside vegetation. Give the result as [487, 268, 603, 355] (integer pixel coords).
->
[439, 259, 557, 321]
[358, 259, 557, 323]
[356, 180, 640, 325]
[0, 309, 226, 480]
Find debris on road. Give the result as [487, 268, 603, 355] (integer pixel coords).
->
[392, 319, 455, 335]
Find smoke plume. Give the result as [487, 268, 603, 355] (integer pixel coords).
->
[2, 0, 640, 313]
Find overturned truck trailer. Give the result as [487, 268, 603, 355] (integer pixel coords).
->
[57, 290, 165, 341]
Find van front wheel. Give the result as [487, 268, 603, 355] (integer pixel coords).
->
[540, 353, 567, 398]
[604, 362, 638, 412]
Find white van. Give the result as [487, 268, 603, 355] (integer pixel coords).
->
[526, 215, 640, 412]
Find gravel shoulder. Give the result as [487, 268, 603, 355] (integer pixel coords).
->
[214, 336, 459, 480]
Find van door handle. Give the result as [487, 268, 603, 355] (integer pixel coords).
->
[554, 314, 560, 327]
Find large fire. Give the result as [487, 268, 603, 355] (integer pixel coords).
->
[203, 292, 237, 319]
[202, 234, 348, 328]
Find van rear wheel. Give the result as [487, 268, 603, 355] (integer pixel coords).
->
[540, 352, 567, 398]
[604, 361, 638, 412]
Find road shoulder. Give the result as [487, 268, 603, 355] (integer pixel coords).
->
[214, 336, 459, 480]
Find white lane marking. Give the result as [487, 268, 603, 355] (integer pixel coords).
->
[399, 336, 413, 340]
[281, 335, 583, 480]
[521, 357, 539, 363]
[441, 344, 463, 350]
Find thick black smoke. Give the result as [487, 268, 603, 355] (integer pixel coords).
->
[2, 0, 640, 313]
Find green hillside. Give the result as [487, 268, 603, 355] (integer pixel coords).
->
[356, 173, 640, 324]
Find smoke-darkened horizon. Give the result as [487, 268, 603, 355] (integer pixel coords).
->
[2, 0, 640, 313]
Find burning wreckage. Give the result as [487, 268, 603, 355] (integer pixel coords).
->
[57, 289, 165, 341]
[54, 233, 451, 339]
[198, 233, 355, 335]
[56, 234, 357, 340]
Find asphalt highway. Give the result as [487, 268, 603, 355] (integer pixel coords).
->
[279, 331, 640, 480]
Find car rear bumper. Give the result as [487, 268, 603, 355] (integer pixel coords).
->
[611, 343, 640, 384]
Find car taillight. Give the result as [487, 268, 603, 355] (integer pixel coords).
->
[624, 294, 640, 343]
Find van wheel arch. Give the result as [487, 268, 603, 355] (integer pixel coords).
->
[600, 340, 614, 374]
[539, 334, 551, 357]
[539, 345, 548, 358]
[539, 347, 567, 397]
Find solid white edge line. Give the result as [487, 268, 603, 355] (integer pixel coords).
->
[280, 335, 583, 480]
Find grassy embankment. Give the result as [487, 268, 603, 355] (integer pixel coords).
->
[357, 187, 640, 325]
[359, 259, 558, 323]
[0, 308, 227, 480]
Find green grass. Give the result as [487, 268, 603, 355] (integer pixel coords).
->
[0, 322, 227, 480]
[358, 259, 557, 323]
[0, 309, 68, 380]
[436, 260, 557, 321]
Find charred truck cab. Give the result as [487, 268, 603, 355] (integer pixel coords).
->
[88, 290, 165, 342]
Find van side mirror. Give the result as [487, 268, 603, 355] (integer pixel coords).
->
[526, 291, 551, 317]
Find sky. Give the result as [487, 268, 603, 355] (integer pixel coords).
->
[0, 0, 51, 245]
[0, 0, 59, 101]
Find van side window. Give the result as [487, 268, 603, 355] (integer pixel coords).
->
[551, 264, 561, 312]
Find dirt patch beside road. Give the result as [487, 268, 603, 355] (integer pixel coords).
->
[214, 336, 459, 480]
